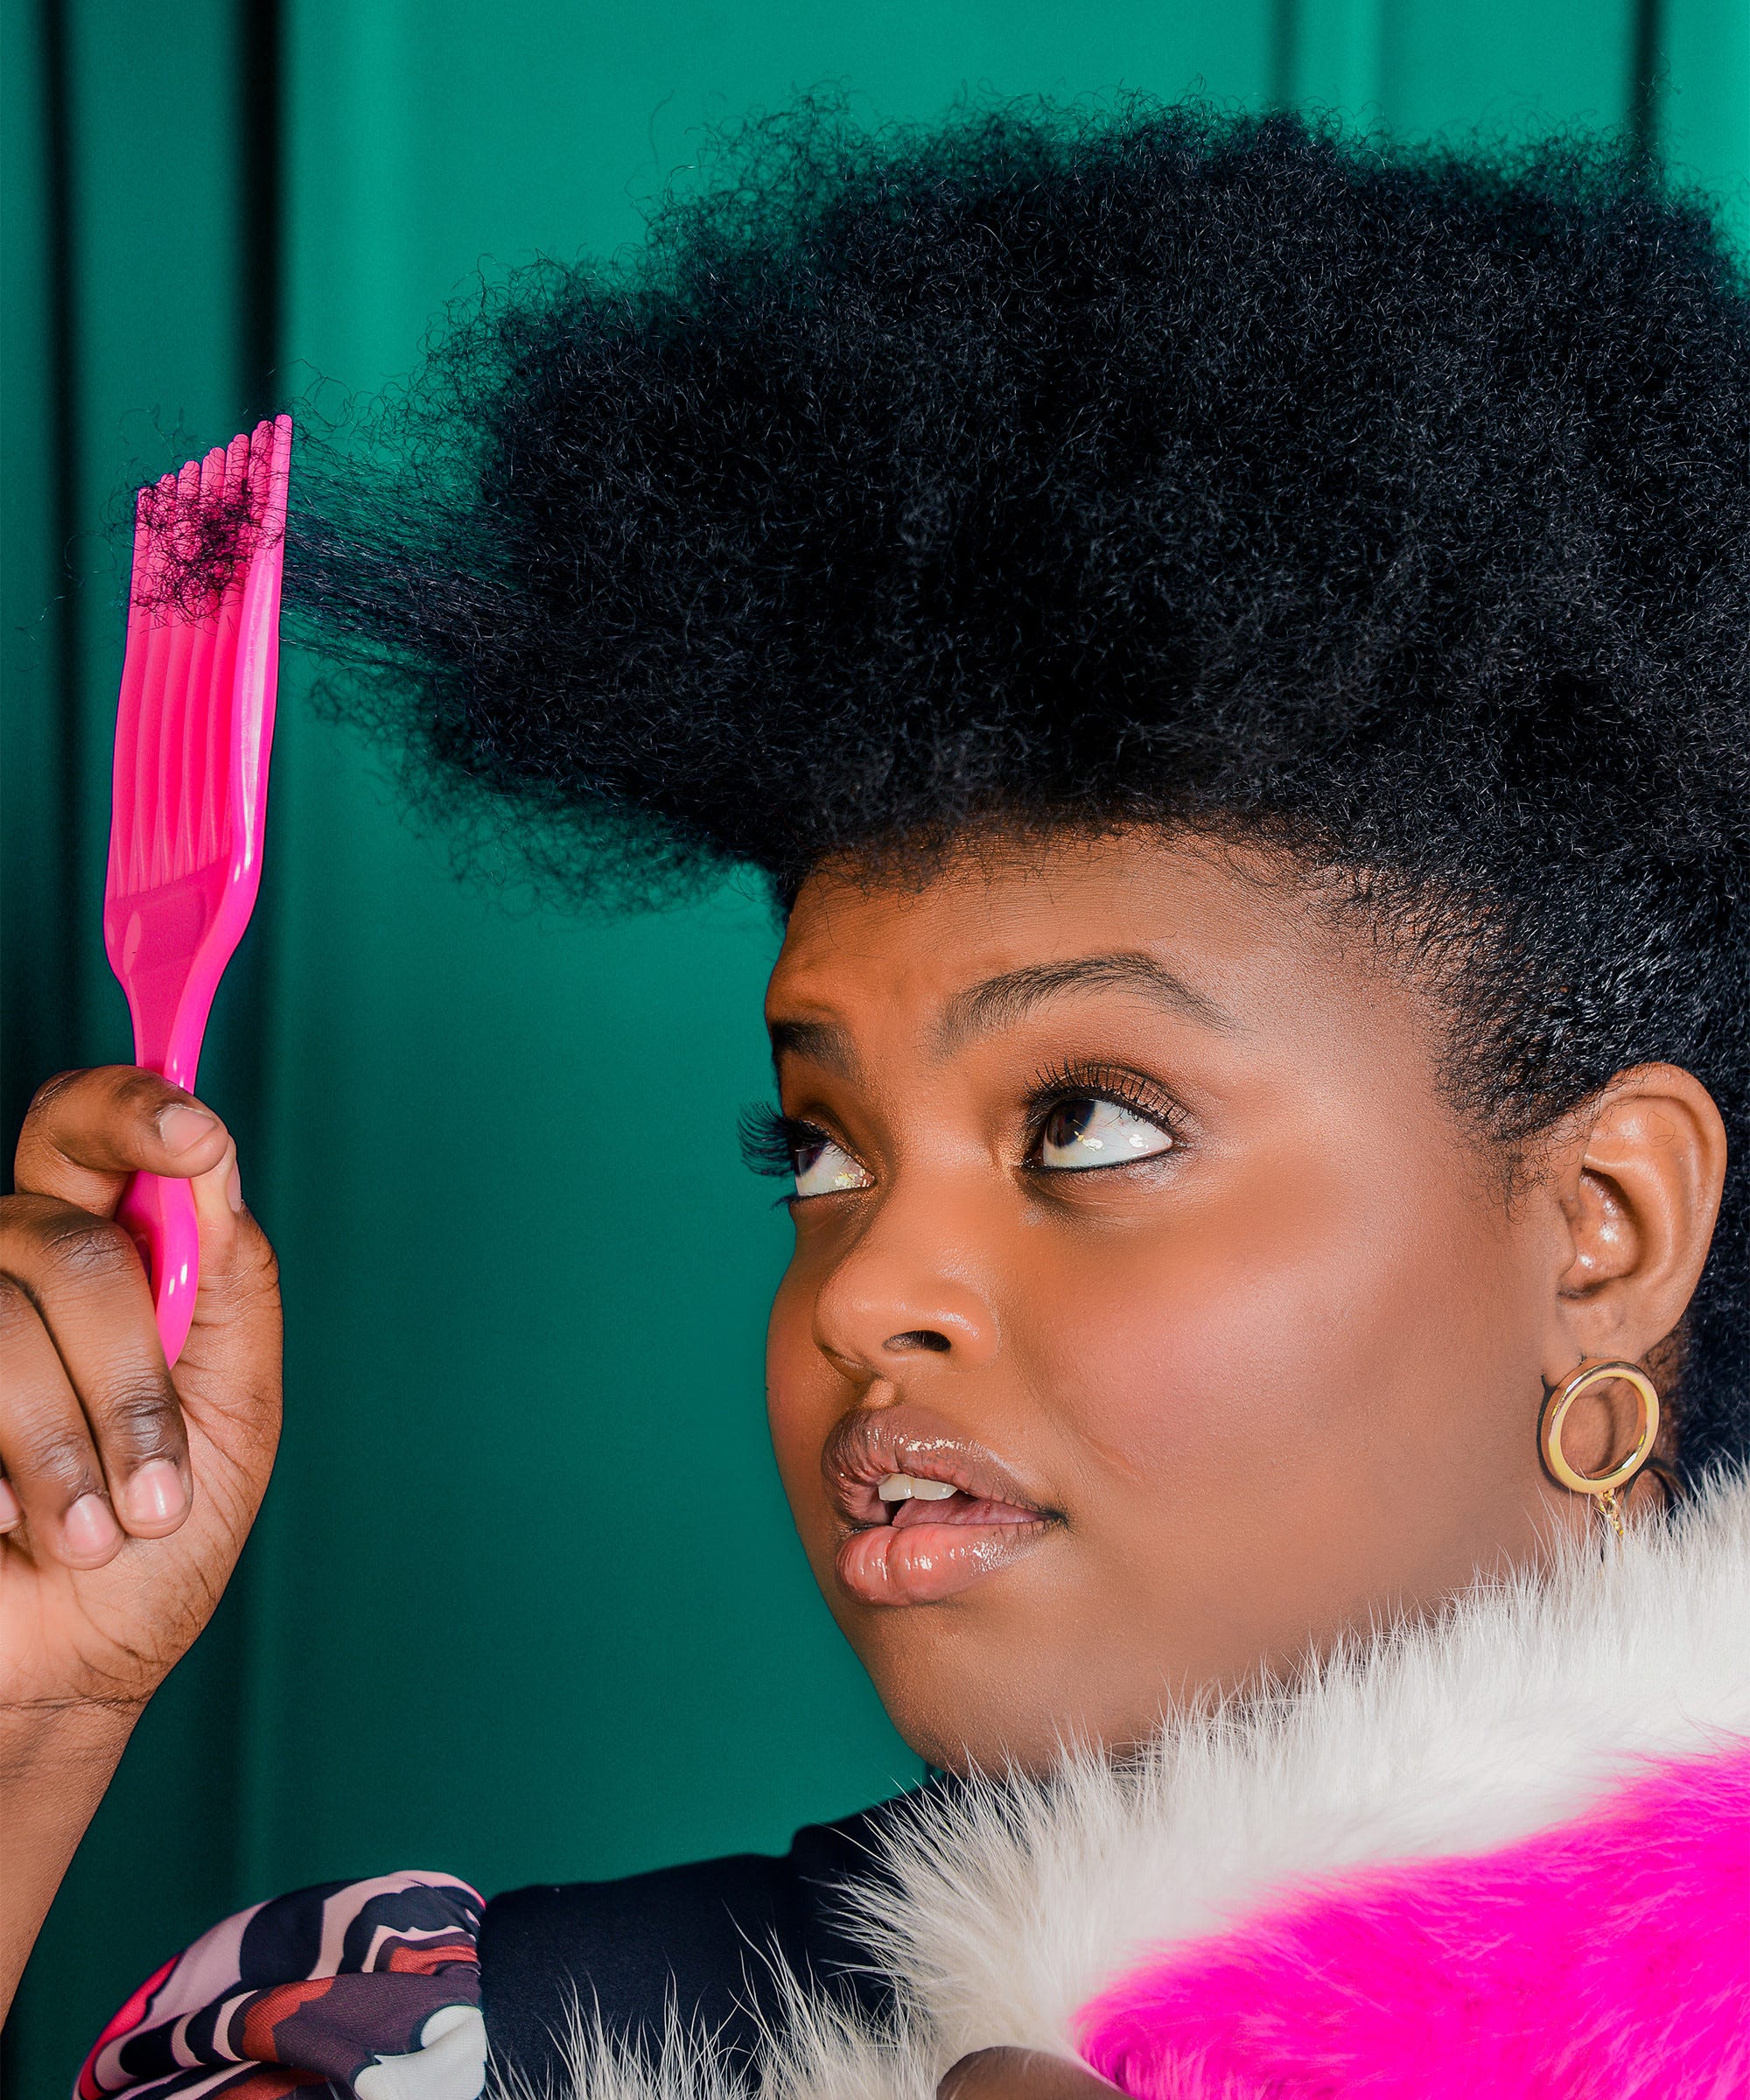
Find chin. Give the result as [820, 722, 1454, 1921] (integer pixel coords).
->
[885, 1695, 1054, 1779]
[850, 1628, 1158, 1778]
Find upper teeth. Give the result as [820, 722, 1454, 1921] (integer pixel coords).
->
[878, 1473, 957, 1502]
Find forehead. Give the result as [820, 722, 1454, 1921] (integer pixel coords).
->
[766, 832, 1381, 1039]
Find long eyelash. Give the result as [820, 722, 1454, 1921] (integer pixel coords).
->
[1025, 1059, 1186, 1142]
[737, 1101, 814, 1178]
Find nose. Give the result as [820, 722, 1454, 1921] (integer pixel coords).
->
[810, 1207, 1000, 1381]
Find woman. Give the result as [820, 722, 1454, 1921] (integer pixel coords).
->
[3, 103, 1746, 2098]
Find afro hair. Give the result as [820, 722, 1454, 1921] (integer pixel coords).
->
[273, 98, 1750, 1480]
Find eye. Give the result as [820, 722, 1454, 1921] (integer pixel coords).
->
[791, 1131, 875, 1200]
[1034, 1096, 1174, 1172]
[738, 1103, 875, 1202]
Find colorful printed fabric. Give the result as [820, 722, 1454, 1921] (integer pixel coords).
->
[75, 1871, 486, 2100]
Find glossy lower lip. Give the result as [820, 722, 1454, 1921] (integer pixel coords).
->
[835, 1510, 1055, 1606]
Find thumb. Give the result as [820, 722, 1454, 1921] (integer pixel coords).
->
[174, 1138, 283, 1453]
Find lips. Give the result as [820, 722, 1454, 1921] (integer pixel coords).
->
[822, 1403, 1059, 1606]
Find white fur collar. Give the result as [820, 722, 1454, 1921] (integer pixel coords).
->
[500, 1472, 1750, 2100]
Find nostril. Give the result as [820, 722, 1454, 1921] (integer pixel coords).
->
[886, 1328, 951, 1354]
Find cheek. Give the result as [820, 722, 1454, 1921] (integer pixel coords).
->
[763, 1254, 839, 1522]
[1014, 1143, 1532, 1508]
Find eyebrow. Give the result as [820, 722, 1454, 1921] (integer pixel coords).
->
[934, 950, 1237, 1053]
[768, 1016, 863, 1080]
[768, 950, 1236, 1080]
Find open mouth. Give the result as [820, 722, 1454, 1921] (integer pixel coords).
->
[823, 1407, 1060, 1606]
[878, 1473, 1044, 1529]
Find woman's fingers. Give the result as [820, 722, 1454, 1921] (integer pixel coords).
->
[937, 2052, 1121, 2100]
[0, 1268, 124, 1567]
[0, 1197, 192, 1552]
[1, 1066, 283, 1599]
[11, 1061, 277, 1400]
[14, 1067, 231, 1219]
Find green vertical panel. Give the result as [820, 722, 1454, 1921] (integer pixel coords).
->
[1289, 0, 1387, 115]
[1, 0, 67, 1136]
[2, 3, 264, 2088]
[242, 0, 1278, 1923]
[1661, 0, 1750, 247]
[1287, 0, 1637, 133]
[59, 0, 251, 1058]
[0, 9, 67, 2076]
[1379, 0, 1636, 135]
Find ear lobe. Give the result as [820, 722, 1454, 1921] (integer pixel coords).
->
[1549, 1063, 1727, 1371]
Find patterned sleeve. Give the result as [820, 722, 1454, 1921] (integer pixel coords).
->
[74, 1871, 486, 2100]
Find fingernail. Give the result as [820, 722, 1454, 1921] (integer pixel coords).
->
[64, 1493, 120, 1558]
[159, 1104, 218, 1154]
[226, 1158, 243, 1213]
[122, 1460, 186, 1530]
[0, 1480, 20, 1530]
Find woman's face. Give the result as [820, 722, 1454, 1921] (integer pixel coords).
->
[758, 831, 1662, 1771]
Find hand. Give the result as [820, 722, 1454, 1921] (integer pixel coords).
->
[1, 1067, 283, 1718]
[938, 2048, 1123, 2100]
[0, 1067, 284, 2013]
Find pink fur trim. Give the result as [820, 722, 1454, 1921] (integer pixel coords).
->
[1076, 1746, 1750, 2099]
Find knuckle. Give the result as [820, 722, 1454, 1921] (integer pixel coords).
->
[2, 1188, 53, 1214]
[10, 1422, 100, 1501]
[40, 1214, 136, 1291]
[0, 1269, 41, 1346]
[251, 1238, 282, 1297]
[94, 1378, 183, 1460]
[24, 1068, 82, 1127]
[112, 1065, 175, 1124]
[208, 1222, 281, 1301]
[18, 1065, 180, 1158]
[227, 1245, 283, 1326]
[0, 1191, 73, 1236]
[0, 1263, 31, 1311]
[0, 1194, 88, 1277]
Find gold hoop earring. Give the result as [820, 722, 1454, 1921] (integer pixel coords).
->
[1538, 1359, 1661, 1542]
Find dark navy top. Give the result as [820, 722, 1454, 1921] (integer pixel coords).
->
[481, 1801, 912, 2086]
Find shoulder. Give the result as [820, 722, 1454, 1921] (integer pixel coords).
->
[77, 1871, 485, 2098]
[80, 1798, 920, 2100]
[481, 1798, 914, 2088]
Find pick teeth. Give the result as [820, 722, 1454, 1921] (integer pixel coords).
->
[877, 1473, 958, 1502]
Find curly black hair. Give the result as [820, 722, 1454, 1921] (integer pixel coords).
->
[276, 99, 1750, 1480]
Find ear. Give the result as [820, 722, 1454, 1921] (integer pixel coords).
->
[1544, 1062, 1728, 1380]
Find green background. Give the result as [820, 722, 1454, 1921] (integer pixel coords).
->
[3, 0, 1746, 2085]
